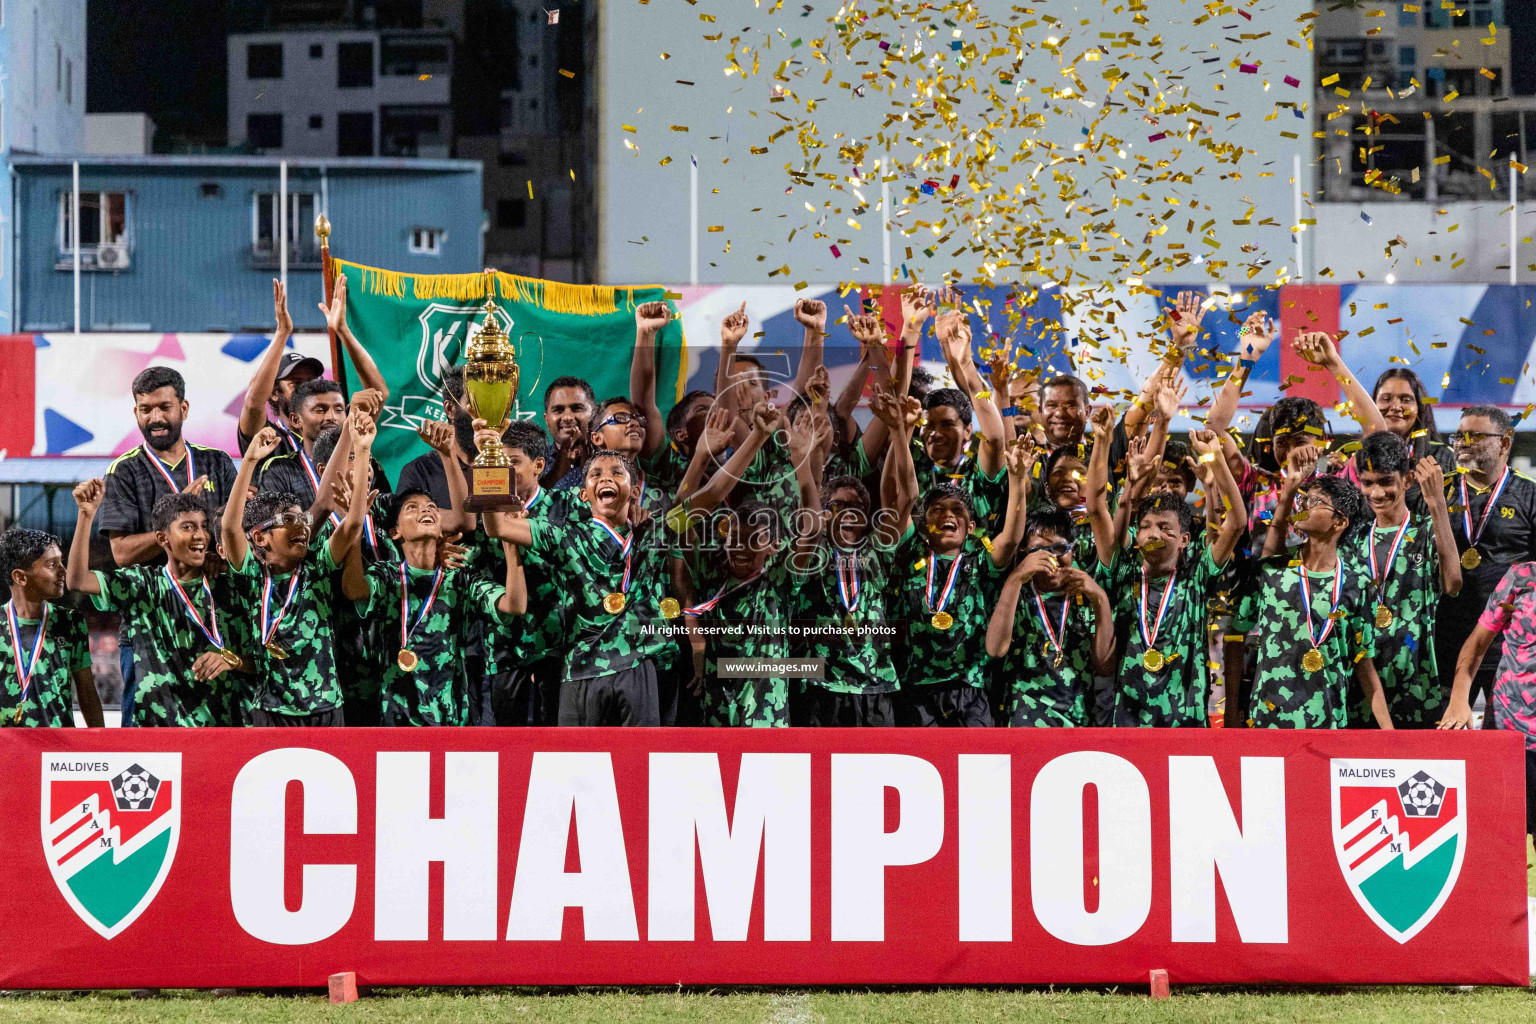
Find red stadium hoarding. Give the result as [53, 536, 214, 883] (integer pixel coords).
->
[0, 729, 1527, 989]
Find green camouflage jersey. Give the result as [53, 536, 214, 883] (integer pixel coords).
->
[911, 437, 1009, 535]
[1235, 552, 1378, 729]
[998, 586, 1100, 727]
[315, 511, 399, 713]
[90, 566, 243, 726]
[525, 515, 674, 680]
[737, 437, 800, 525]
[1353, 514, 1445, 727]
[483, 487, 577, 678]
[686, 556, 793, 727]
[231, 543, 345, 716]
[1, 601, 89, 727]
[790, 537, 900, 694]
[641, 442, 692, 504]
[358, 561, 508, 726]
[887, 526, 1006, 690]
[1099, 545, 1223, 727]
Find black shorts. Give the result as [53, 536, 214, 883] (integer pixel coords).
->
[895, 684, 994, 727]
[560, 661, 660, 727]
[251, 707, 345, 727]
[792, 687, 896, 727]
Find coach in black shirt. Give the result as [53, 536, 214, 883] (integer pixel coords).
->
[257, 379, 391, 506]
[1436, 405, 1536, 727]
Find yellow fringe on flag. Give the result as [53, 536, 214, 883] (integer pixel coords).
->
[332, 259, 634, 317]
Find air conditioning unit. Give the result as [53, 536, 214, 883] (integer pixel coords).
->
[96, 242, 130, 270]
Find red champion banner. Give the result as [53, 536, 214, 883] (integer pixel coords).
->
[0, 729, 1527, 988]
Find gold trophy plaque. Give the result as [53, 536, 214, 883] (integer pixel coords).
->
[462, 296, 521, 510]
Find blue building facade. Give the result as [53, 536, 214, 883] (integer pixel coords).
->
[10, 154, 484, 332]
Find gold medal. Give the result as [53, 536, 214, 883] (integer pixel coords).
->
[1142, 648, 1166, 672]
[844, 613, 858, 629]
[1301, 648, 1325, 673]
[397, 649, 420, 672]
[603, 592, 627, 614]
[1460, 547, 1482, 570]
[219, 648, 243, 669]
[660, 597, 681, 619]
[931, 611, 954, 630]
[264, 641, 289, 660]
[1374, 606, 1394, 630]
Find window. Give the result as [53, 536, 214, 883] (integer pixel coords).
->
[380, 36, 451, 76]
[497, 199, 527, 229]
[1399, 8, 1416, 26]
[57, 191, 130, 264]
[199, 182, 222, 198]
[338, 41, 374, 88]
[1399, 46, 1416, 67]
[247, 42, 283, 79]
[251, 191, 321, 266]
[309, 114, 323, 129]
[380, 105, 448, 156]
[1398, 70, 1415, 90]
[247, 112, 283, 150]
[409, 227, 444, 255]
[337, 111, 373, 155]
[309, 43, 323, 58]
[497, 151, 529, 167]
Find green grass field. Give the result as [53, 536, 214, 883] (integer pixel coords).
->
[2, 840, 1529, 1023]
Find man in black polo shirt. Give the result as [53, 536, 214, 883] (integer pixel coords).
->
[257, 379, 391, 507]
[1437, 405, 1536, 727]
[98, 366, 238, 725]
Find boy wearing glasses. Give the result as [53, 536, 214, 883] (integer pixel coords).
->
[1236, 476, 1391, 729]
[1437, 406, 1536, 727]
[220, 415, 374, 726]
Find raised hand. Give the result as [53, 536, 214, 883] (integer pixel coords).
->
[988, 351, 1014, 399]
[244, 426, 282, 464]
[899, 286, 932, 333]
[72, 478, 105, 517]
[1237, 311, 1279, 362]
[1165, 290, 1206, 352]
[471, 416, 511, 452]
[793, 298, 828, 335]
[317, 273, 346, 334]
[786, 410, 817, 464]
[350, 405, 378, 448]
[1089, 404, 1115, 437]
[275, 278, 294, 336]
[1413, 456, 1448, 501]
[1284, 443, 1321, 486]
[700, 404, 736, 456]
[804, 364, 831, 406]
[1292, 330, 1341, 369]
[1154, 374, 1188, 422]
[720, 302, 749, 348]
[1125, 435, 1158, 489]
[417, 419, 454, 457]
[635, 300, 672, 335]
[1005, 440, 1037, 492]
[351, 388, 384, 422]
[750, 400, 782, 439]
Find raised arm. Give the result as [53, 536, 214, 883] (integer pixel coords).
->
[872, 385, 920, 541]
[1084, 406, 1120, 567]
[66, 480, 106, 596]
[788, 298, 827, 402]
[630, 300, 673, 458]
[496, 542, 528, 616]
[990, 441, 1034, 566]
[935, 305, 1006, 478]
[238, 279, 294, 442]
[715, 302, 749, 435]
[836, 304, 889, 441]
[860, 287, 932, 464]
[223, 427, 282, 568]
[785, 410, 826, 557]
[684, 402, 779, 514]
[1260, 444, 1321, 558]
[1414, 457, 1462, 598]
[418, 419, 471, 536]
[1205, 310, 1278, 437]
[674, 405, 735, 504]
[326, 407, 376, 565]
[1293, 330, 1387, 434]
[1127, 291, 1204, 437]
[322, 273, 389, 401]
[1190, 429, 1247, 565]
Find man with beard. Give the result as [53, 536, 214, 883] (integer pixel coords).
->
[1436, 406, 1536, 728]
[539, 376, 597, 488]
[236, 275, 389, 457]
[99, 366, 238, 725]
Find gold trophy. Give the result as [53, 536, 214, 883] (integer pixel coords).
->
[462, 296, 521, 510]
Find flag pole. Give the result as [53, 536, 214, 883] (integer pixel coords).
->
[316, 214, 348, 393]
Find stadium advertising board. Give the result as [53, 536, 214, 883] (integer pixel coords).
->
[0, 729, 1527, 988]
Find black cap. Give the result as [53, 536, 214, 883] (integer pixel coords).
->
[277, 350, 325, 382]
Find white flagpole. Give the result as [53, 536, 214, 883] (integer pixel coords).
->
[279, 159, 289, 293]
[689, 155, 699, 287]
[1511, 160, 1519, 287]
[72, 161, 81, 335]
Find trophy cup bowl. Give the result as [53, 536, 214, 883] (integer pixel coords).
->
[462, 296, 521, 510]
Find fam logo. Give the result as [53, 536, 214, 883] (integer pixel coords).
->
[1330, 759, 1465, 944]
[41, 754, 181, 939]
[379, 300, 541, 433]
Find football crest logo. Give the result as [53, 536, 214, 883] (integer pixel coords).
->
[1331, 759, 1465, 944]
[41, 754, 181, 939]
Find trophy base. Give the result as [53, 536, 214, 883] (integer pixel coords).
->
[465, 466, 518, 511]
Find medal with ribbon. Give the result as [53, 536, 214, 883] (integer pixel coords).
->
[835, 549, 861, 626]
[163, 567, 241, 668]
[328, 510, 379, 554]
[259, 568, 303, 659]
[593, 519, 634, 614]
[143, 445, 195, 494]
[1366, 517, 1412, 630]
[1031, 585, 1070, 668]
[5, 601, 48, 723]
[1139, 566, 1177, 672]
[925, 552, 963, 630]
[1297, 559, 1345, 674]
[395, 564, 444, 672]
[1458, 466, 1509, 570]
[684, 567, 766, 617]
[296, 445, 323, 495]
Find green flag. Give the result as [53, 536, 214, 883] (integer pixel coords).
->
[331, 261, 688, 480]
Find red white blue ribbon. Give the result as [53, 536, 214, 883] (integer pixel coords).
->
[835, 551, 861, 614]
[142, 446, 194, 493]
[593, 519, 634, 596]
[399, 563, 445, 652]
[5, 601, 48, 708]
[1459, 465, 1510, 550]
[684, 567, 765, 617]
[1031, 585, 1070, 656]
[329, 510, 378, 553]
[260, 568, 303, 647]
[1139, 565, 1177, 653]
[297, 445, 322, 494]
[1367, 516, 1412, 594]
[1297, 559, 1346, 651]
[925, 552, 963, 615]
[163, 568, 225, 650]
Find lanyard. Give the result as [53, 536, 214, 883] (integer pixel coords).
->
[835, 550, 861, 613]
[924, 552, 963, 614]
[274, 420, 301, 454]
[259, 568, 303, 646]
[399, 563, 445, 650]
[684, 568, 765, 617]
[4, 601, 48, 705]
[143, 446, 193, 493]
[1367, 517, 1412, 593]
[297, 445, 322, 494]
[1139, 565, 1177, 651]
[1031, 585, 1070, 654]
[329, 510, 378, 552]
[1460, 466, 1511, 547]
[593, 518, 634, 595]
[163, 568, 225, 650]
[1297, 560, 1345, 650]
[928, 451, 970, 483]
